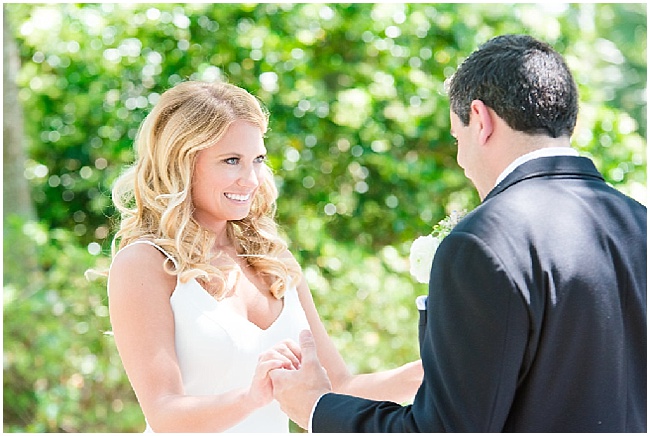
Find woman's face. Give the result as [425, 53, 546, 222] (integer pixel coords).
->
[191, 120, 267, 229]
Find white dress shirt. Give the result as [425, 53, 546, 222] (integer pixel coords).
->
[495, 147, 579, 187]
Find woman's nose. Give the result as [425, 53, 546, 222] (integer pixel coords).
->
[238, 165, 259, 188]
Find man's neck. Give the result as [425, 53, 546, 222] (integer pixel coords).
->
[495, 145, 579, 187]
[476, 134, 574, 200]
[494, 134, 571, 179]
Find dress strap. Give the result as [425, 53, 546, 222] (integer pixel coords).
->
[127, 240, 179, 268]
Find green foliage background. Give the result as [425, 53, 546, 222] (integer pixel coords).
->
[3, 3, 646, 432]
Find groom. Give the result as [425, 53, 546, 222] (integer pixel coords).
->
[270, 34, 647, 432]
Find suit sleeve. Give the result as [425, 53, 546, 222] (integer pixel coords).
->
[312, 231, 530, 432]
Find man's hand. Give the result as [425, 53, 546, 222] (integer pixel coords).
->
[270, 329, 332, 430]
[248, 339, 302, 409]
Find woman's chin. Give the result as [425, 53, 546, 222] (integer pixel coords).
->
[228, 209, 252, 221]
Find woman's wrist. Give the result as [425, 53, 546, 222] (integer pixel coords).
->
[244, 385, 270, 410]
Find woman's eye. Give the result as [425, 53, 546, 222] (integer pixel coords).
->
[224, 157, 239, 165]
[254, 155, 267, 164]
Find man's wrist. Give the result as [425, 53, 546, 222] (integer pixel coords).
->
[308, 393, 327, 433]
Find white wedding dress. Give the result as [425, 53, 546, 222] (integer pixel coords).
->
[123, 241, 310, 433]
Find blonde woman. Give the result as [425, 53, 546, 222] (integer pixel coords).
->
[108, 80, 422, 432]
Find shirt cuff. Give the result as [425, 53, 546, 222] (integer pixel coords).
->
[308, 393, 326, 433]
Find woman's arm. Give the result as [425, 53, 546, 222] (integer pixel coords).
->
[292, 258, 423, 404]
[333, 359, 423, 403]
[108, 244, 298, 432]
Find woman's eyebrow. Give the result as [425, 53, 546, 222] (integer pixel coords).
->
[215, 152, 243, 158]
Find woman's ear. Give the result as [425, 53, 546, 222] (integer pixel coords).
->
[470, 100, 493, 145]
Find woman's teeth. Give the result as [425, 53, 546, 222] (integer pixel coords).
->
[225, 193, 251, 201]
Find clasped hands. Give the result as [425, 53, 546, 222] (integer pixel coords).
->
[253, 330, 331, 429]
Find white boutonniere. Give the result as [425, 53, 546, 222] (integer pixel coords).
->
[409, 210, 467, 284]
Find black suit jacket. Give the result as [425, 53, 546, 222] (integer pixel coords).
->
[313, 156, 647, 432]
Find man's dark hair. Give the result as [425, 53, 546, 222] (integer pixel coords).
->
[448, 34, 579, 138]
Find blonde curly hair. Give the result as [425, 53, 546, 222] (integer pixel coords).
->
[111, 80, 299, 299]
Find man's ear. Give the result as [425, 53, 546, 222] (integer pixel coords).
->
[470, 100, 493, 145]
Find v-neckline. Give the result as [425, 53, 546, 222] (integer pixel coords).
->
[187, 278, 287, 332]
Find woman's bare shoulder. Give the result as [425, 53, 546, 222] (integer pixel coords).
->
[277, 248, 301, 268]
[111, 242, 171, 271]
[109, 242, 177, 298]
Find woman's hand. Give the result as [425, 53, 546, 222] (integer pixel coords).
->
[248, 339, 302, 408]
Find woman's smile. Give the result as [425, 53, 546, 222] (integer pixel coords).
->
[224, 192, 252, 202]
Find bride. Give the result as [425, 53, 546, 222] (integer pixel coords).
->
[107, 80, 422, 432]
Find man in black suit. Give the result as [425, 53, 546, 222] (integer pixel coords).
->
[270, 34, 647, 432]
